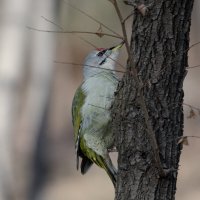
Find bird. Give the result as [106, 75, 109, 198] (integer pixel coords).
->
[71, 42, 123, 187]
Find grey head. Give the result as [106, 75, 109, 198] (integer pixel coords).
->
[83, 44, 122, 80]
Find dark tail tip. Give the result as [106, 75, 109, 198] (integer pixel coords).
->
[106, 167, 117, 188]
[81, 157, 93, 174]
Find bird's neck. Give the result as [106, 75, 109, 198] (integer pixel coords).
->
[83, 65, 115, 80]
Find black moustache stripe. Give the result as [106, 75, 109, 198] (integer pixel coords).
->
[99, 58, 107, 65]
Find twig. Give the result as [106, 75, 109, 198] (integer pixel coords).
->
[54, 61, 126, 74]
[41, 16, 98, 49]
[41, 16, 63, 30]
[77, 36, 98, 49]
[26, 26, 123, 39]
[111, 0, 131, 55]
[184, 135, 200, 139]
[64, 0, 122, 38]
[41, 16, 126, 70]
[112, 0, 166, 177]
[183, 103, 200, 111]
[188, 41, 200, 51]
[187, 64, 200, 69]
[178, 135, 200, 146]
[122, 11, 134, 24]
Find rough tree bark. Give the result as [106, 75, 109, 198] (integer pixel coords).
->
[112, 0, 194, 199]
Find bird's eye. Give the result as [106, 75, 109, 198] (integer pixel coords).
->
[97, 50, 106, 57]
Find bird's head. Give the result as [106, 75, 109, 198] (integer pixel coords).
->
[83, 42, 123, 79]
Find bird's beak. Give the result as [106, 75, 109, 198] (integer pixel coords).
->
[109, 41, 124, 52]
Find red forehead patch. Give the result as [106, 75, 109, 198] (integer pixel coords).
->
[96, 48, 105, 51]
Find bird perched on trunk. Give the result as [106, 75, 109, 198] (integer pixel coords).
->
[72, 43, 123, 187]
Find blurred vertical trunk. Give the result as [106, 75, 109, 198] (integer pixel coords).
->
[0, 0, 32, 199]
[0, 0, 57, 200]
[15, 0, 57, 200]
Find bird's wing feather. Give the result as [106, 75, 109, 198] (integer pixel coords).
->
[72, 85, 85, 141]
[80, 136, 116, 186]
[72, 85, 86, 169]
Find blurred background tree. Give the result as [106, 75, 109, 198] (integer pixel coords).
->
[0, 0, 199, 200]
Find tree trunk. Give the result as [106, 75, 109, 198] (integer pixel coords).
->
[0, 0, 56, 199]
[112, 0, 194, 199]
[0, 1, 32, 199]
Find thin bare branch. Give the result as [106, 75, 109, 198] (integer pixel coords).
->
[183, 103, 200, 111]
[112, 0, 131, 55]
[40, 16, 125, 70]
[54, 61, 126, 74]
[188, 41, 200, 50]
[184, 135, 200, 139]
[122, 11, 134, 24]
[187, 64, 200, 69]
[41, 16, 63, 30]
[77, 36, 98, 48]
[178, 135, 200, 146]
[41, 16, 98, 49]
[26, 26, 123, 39]
[64, 0, 122, 38]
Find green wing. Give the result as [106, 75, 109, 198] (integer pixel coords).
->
[80, 137, 116, 186]
[72, 86, 86, 169]
[72, 86, 85, 141]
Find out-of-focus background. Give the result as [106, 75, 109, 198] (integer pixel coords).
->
[0, 0, 199, 200]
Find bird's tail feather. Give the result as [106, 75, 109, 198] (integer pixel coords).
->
[95, 154, 117, 187]
[81, 157, 93, 174]
[104, 164, 117, 187]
